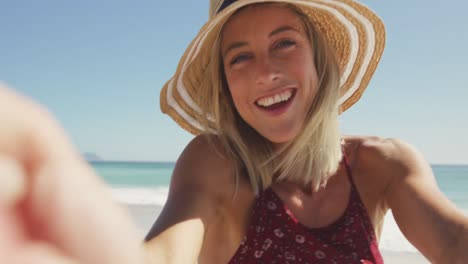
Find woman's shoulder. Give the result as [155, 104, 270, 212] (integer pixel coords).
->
[343, 135, 432, 189]
[344, 135, 428, 171]
[341, 136, 432, 215]
[171, 134, 241, 201]
[178, 134, 232, 167]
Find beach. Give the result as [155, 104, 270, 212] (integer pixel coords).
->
[124, 203, 430, 264]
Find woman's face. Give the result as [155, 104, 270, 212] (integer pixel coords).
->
[221, 4, 319, 144]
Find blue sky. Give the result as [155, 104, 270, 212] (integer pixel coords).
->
[0, 0, 467, 164]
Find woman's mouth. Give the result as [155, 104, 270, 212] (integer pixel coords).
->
[255, 88, 296, 115]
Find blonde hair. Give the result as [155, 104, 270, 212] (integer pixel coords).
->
[198, 3, 343, 195]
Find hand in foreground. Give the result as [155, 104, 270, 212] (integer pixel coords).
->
[0, 83, 145, 263]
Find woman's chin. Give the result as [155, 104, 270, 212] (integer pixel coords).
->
[261, 131, 299, 147]
[250, 122, 302, 146]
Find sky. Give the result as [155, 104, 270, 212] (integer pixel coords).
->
[0, 0, 467, 164]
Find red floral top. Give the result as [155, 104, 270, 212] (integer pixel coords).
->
[228, 160, 384, 264]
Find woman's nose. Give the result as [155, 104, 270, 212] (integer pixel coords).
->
[254, 56, 280, 86]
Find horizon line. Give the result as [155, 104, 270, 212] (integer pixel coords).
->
[86, 159, 468, 167]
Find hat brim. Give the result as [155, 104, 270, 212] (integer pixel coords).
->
[160, 0, 385, 135]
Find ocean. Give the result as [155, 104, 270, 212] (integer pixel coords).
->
[91, 162, 468, 253]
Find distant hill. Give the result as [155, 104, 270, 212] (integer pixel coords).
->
[83, 152, 103, 162]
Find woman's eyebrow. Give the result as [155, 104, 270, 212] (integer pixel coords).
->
[223, 41, 248, 58]
[222, 25, 299, 58]
[268, 25, 300, 37]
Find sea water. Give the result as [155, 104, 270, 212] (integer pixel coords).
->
[91, 162, 468, 253]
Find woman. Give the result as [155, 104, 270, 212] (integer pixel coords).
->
[145, 0, 468, 263]
[0, 1, 466, 264]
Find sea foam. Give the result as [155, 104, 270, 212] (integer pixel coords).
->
[112, 186, 168, 206]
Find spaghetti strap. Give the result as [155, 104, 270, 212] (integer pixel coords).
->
[342, 152, 357, 189]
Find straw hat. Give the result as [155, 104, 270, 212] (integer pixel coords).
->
[160, 0, 386, 135]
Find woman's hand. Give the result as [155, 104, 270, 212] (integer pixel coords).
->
[0, 83, 145, 263]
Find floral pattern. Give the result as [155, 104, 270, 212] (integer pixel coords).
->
[228, 169, 384, 264]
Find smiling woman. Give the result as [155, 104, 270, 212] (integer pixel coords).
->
[0, 0, 467, 264]
[146, 0, 468, 263]
[218, 4, 342, 192]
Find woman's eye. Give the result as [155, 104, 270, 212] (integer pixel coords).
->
[275, 39, 296, 49]
[230, 54, 251, 65]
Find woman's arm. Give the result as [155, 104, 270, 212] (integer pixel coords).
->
[380, 139, 468, 263]
[144, 135, 235, 264]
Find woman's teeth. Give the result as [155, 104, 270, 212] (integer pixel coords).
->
[256, 90, 293, 107]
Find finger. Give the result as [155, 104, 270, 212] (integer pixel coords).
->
[0, 155, 27, 206]
[0, 83, 79, 172]
[0, 157, 28, 254]
[0, 205, 32, 264]
[9, 243, 79, 264]
[27, 161, 146, 264]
